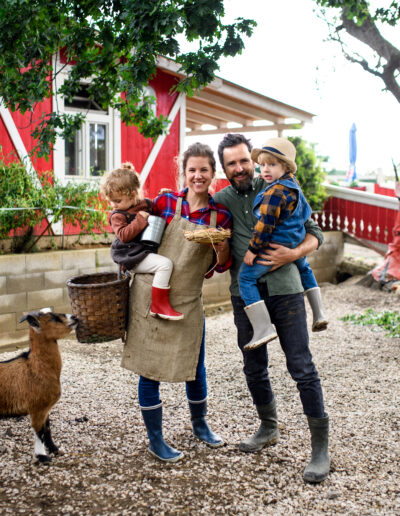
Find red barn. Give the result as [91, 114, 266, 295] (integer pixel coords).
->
[0, 55, 314, 233]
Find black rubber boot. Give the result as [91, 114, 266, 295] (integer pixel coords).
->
[141, 404, 183, 462]
[239, 399, 280, 452]
[303, 414, 330, 483]
[188, 399, 224, 448]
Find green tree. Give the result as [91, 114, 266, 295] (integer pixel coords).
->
[0, 1, 255, 157]
[314, 1, 400, 102]
[288, 136, 327, 211]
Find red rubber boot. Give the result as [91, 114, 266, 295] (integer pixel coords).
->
[150, 286, 184, 320]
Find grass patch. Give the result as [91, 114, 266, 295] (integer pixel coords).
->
[341, 309, 400, 338]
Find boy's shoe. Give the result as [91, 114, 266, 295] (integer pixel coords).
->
[243, 300, 277, 351]
[305, 287, 328, 332]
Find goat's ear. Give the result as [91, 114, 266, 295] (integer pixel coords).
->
[19, 314, 40, 329]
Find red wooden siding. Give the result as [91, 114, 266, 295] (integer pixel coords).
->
[374, 184, 396, 197]
[121, 70, 181, 198]
[0, 98, 54, 175]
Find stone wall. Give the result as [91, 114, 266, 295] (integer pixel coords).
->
[0, 231, 343, 352]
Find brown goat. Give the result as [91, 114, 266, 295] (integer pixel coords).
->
[0, 309, 78, 463]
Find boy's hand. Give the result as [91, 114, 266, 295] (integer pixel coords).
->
[158, 188, 173, 195]
[243, 249, 256, 266]
[138, 211, 150, 220]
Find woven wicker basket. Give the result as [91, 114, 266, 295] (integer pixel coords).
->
[66, 272, 130, 343]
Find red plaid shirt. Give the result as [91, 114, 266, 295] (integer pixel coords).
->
[153, 188, 232, 276]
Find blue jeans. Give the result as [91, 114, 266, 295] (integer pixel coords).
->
[239, 256, 318, 305]
[231, 287, 325, 418]
[138, 320, 207, 407]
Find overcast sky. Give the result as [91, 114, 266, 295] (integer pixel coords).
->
[185, 0, 400, 179]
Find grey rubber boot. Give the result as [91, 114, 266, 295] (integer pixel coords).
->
[243, 301, 278, 351]
[305, 287, 328, 332]
[303, 415, 330, 483]
[239, 399, 280, 452]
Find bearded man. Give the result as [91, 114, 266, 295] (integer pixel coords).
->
[213, 133, 330, 483]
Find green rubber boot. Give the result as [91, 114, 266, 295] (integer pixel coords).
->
[303, 414, 330, 483]
[239, 399, 280, 452]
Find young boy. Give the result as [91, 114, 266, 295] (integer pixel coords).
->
[238, 137, 327, 350]
[101, 162, 183, 321]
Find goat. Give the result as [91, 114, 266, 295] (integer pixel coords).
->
[0, 309, 78, 463]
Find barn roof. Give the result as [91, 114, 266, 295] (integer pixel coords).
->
[157, 56, 315, 137]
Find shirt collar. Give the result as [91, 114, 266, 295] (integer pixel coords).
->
[179, 187, 216, 210]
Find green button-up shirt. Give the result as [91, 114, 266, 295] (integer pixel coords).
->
[213, 176, 324, 297]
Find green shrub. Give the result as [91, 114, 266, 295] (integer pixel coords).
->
[288, 136, 327, 211]
[341, 309, 400, 338]
[0, 154, 108, 253]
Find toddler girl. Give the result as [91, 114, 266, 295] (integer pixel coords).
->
[101, 163, 183, 321]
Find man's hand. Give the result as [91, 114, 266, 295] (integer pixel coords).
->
[243, 249, 257, 266]
[257, 234, 319, 271]
[158, 188, 173, 195]
[257, 243, 299, 270]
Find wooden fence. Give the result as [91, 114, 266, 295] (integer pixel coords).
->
[317, 185, 399, 246]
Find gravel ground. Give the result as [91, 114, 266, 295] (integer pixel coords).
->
[0, 278, 399, 515]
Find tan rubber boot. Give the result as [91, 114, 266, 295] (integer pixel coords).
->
[243, 301, 277, 351]
[305, 287, 328, 332]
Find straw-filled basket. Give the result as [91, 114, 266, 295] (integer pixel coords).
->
[66, 271, 130, 343]
[183, 227, 231, 244]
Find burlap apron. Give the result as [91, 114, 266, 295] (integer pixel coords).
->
[121, 198, 217, 382]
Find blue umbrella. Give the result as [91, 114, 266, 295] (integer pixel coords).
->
[346, 123, 357, 184]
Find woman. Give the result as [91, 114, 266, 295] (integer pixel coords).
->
[121, 142, 232, 462]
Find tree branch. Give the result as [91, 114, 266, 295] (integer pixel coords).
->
[338, 6, 400, 102]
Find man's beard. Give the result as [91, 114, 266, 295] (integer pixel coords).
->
[229, 173, 253, 193]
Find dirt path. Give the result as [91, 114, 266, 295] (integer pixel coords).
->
[0, 279, 399, 515]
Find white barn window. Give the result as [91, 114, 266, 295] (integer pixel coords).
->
[52, 65, 121, 183]
[63, 85, 110, 177]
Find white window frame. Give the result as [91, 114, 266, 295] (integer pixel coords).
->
[52, 57, 121, 184]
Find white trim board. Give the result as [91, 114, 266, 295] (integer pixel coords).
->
[0, 100, 40, 187]
[140, 93, 185, 187]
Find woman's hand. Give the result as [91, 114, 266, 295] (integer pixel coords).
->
[243, 249, 256, 266]
[214, 239, 230, 265]
[138, 211, 150, 220]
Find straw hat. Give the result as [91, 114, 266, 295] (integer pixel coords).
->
[251, 137, 297, 173]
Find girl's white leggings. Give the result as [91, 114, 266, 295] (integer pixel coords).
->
[130, 253, 173, 288]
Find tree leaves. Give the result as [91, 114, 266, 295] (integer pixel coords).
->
[0, 0, 256, 157]
[288, 136, 327, 211]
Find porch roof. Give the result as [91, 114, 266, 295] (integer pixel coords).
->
[156, 56, 315, 136]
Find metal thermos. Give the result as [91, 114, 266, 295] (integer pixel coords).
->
[140, 215, 166, 247]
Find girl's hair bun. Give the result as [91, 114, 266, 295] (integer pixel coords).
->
[121, 162, 135, 171]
